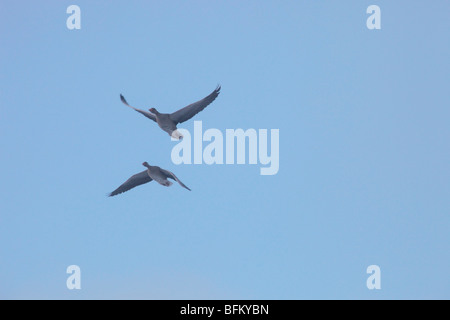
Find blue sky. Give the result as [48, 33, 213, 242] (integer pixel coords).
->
[1, 1, 449, 299]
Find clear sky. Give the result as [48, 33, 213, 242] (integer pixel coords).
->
[1, 1, 449, 299]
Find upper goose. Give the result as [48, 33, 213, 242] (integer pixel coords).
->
[120, 85, 221, 140]
[109, 162, 191, 197]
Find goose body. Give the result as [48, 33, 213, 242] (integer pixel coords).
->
[120, 85, 221, 139]
[109, 162, 191, 197]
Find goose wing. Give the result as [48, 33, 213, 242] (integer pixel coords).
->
[169, 85, 220, 124]
[160, 169, 191, 191]
[120, 94, 157, 122]
[109, 170, 153, 197]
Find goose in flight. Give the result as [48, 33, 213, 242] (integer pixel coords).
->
[109, 162, 191, 197]
[120, 85, 221, 140]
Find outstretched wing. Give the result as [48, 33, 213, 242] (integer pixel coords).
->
[109, 170, 153, 197]
[169, 85, 221, 124]
[120, 94, 157, 122]
[160, 169, 191, 191]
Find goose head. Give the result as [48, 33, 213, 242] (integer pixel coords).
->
[142, 162, 151, 168]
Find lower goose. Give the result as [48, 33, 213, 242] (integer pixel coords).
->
[109, 162, 191, 196]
